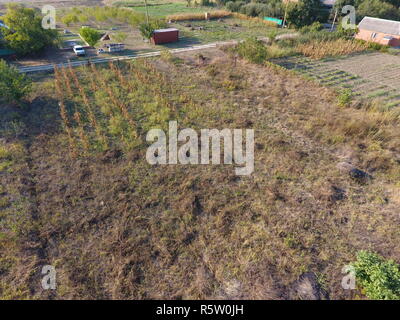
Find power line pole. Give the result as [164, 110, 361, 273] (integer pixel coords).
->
[144, 0, 150, 24]
[331, 9, 338, 32]
[282, 0, 289, 28]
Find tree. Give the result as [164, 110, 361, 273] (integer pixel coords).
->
[139, 20, 167, 40]
[79, 27, 102, 47]
[358, 0, 400, 21]
[139, 23, 155, 40]
[0, 4, 59, 56]
[286, 0, 328, 29]
[0, 59, 32, 106]
[61, 14, 79, 27]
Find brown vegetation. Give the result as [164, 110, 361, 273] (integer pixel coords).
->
[167, 10, 232, 21]
[296, 39, 369, 59]
[1, 47, 399, 300]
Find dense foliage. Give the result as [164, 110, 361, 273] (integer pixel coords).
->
[0, 59, 32, 106]
[334, 0, 400, 22]
[224, 0, 400, 29]
[232, 37, 268, 63]
[79, 27, 102, 47]
[352, 251, 400, 300]
[139, 20, 167, 39]
[0, 4, 59, 56]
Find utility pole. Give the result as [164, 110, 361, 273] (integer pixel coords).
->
[144, 0, 150, 24]
[331, 9, 338, 32]
[282, 0, 289, 28]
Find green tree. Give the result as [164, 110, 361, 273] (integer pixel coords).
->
[139, 23, 154, 39]
[286, 0, 328, 29]
[79, 27, 102, 47]
[139, 20, 167, 40]
[0, 4, 59, 56]
[0, 59, 32, 106]
[358, 0, 400, 21]
[61, 14, 79, 27]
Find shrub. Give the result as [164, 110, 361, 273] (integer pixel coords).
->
[0, 59, 32, 106]
[337, 88, 353, 107]
[79, 27, 102, 47]
[352, 251, 400, 300]
[226, 1, 245, 12]
[234, 38, 267, 64]
[355, 39, 390, 52]
[62, 14, 79, 26]
[139, 20, 167, 39]
[240, 3, 267, 17]
[300, 22, 324, 34]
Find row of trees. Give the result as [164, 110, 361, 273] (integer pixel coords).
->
[334, 0, 400, 21]
[224, 0, 400, 28]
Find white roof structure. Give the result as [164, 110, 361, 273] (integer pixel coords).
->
[358, 16, 400, 36]
[153, 28, 179, 33]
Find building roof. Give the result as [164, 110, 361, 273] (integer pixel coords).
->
[321, 0, 336, 7]
[358, 16, 400, 36]
[153, 28, 179, 33]
[100, 33, 111, 41]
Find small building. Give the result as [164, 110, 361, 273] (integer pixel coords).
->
[100, 33, 111, 42]
[151, 28, 179, 45]
[356, 16, 400, 47]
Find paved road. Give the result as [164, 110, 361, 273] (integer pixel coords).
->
[17, 33, 298, 74]
[17, 42, 233, 74]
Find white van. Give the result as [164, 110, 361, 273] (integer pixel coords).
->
[73, 45, 86, 56]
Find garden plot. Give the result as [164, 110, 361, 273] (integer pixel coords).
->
[273, 52, 400, 110]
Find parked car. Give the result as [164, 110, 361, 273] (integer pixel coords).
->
[73, 45, 86, 56]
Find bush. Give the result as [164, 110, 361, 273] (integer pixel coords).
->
[355, 39, 389, 52]
[0, 59, 32, 106]
[234, 38, 267, 64]
[79, 27, 102, 47]
[352, 251, 400, 300]
[226, 1, 245, 12]
[62, 14, 79, 26]
[337, 88, 353, 107]
[240, 3, 267, 17]
[286, 0, 328, 29]
[300, 22, 324, 34]
[139, 20, 167, 39]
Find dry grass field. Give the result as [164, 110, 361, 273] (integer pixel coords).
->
[1, 47, 400, 300]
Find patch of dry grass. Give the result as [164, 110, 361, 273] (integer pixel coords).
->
[167, 10, 231, 22]
[1, 48, 400, 300]
[297, 39, 368, 59]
